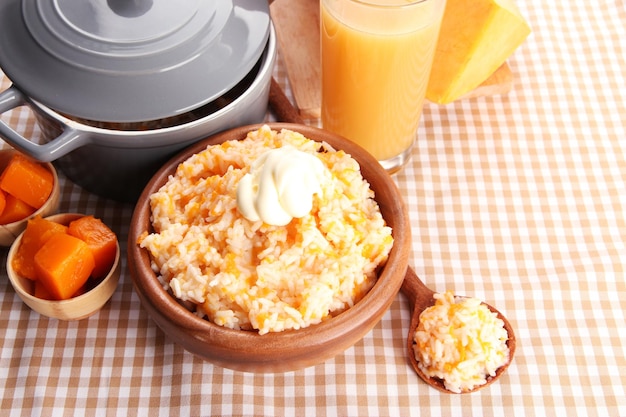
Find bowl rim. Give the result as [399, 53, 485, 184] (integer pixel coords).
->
[128, 123, 411, 358]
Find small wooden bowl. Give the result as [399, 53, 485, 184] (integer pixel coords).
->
[0, 149, 61, 247]
[128, 123, 412, 373]
[6, 213, 121, 321]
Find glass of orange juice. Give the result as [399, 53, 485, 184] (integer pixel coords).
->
[321, 0, 446, 173]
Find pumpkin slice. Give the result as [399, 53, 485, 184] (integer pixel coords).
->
[426, 0, 531, 104]
[12, 216, 68, 280]
[0, 193, 37, 225]
[68, 216, 117, 279]
[0, 189, 6, 216]
[34, 233, 95, 300]
[0, 153, 54, 209]
[33, 281, 54, 300]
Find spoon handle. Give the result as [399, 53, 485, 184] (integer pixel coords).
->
[400, 267, 436, 313]
[269, 77, 305, 124]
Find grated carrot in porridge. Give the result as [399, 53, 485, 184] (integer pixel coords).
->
[139, 125, 393, 334]
[413, 291, 510, 393]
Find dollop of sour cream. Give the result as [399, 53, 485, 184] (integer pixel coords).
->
[236, 145, 328, 226]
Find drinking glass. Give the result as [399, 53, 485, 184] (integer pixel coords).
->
[321, 0, 446, 173]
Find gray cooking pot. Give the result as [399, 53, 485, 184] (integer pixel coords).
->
[0, 0, 275, 203]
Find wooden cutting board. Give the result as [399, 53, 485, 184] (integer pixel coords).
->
[270, 0, 323, 118]
[270, 0, 513, 118]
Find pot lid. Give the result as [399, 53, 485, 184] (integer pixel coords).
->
[0, 0, 270, 122]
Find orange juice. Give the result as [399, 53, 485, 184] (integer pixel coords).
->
[321, 0, 445, 170]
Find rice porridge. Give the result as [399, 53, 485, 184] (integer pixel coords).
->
[139, 125, 393, 335]
[413, 291, 510, 393]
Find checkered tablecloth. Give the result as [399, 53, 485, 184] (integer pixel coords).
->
[1, 0, 625, 415]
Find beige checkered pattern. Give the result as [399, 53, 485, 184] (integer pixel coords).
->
[1, 0, 625, 415]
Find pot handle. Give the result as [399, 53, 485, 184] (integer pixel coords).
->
[0, 85, 89, 162]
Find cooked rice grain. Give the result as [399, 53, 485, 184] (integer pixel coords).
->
[139, 125, 393, 334]
[413, 291, 510, 393]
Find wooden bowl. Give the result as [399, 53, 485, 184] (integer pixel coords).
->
[127, 123, 411, 373]
[0, 149, 61, 246]
[7, 213, 121, 320]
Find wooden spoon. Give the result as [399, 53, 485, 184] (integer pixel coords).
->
[401, 266, 517, 393]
